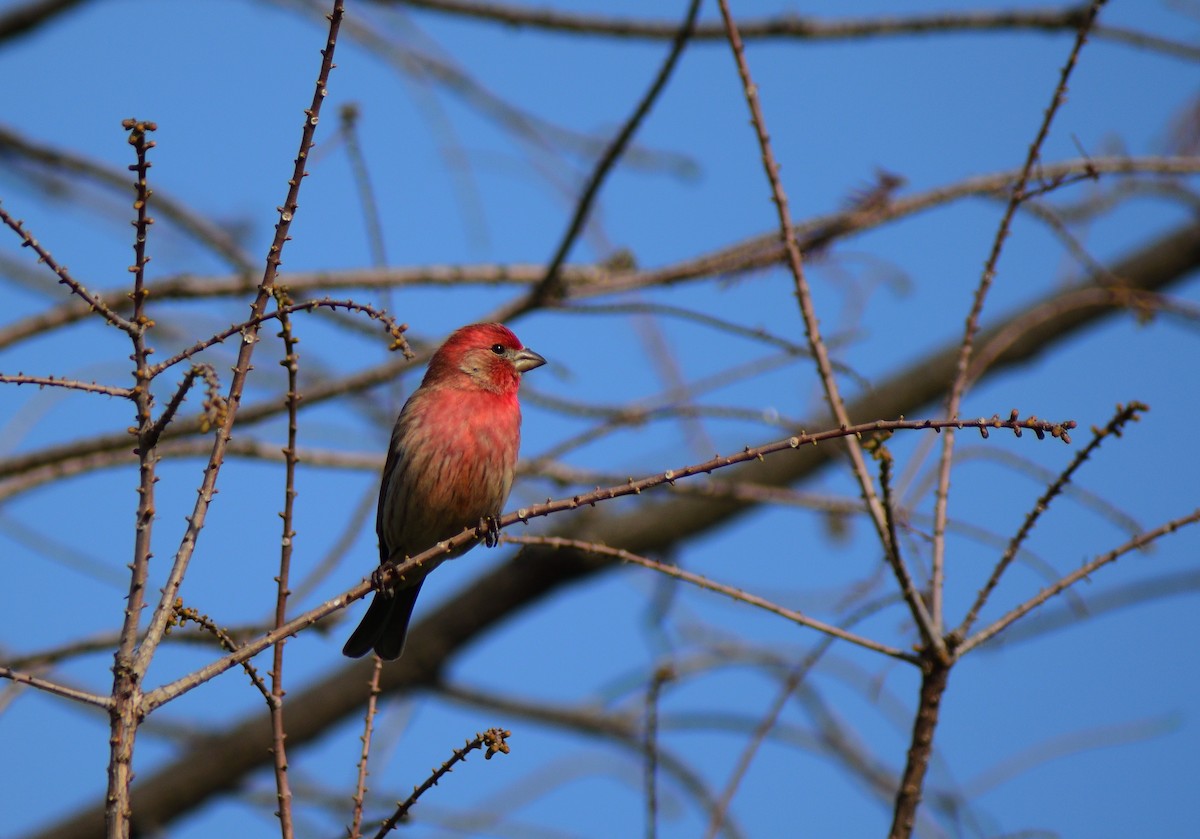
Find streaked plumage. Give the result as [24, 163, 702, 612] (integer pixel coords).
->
[342, 323, 545, 660]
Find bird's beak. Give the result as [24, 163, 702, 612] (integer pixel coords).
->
[512, 347, 546, 373]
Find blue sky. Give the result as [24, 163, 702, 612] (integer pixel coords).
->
[1, 1, 1198, 837]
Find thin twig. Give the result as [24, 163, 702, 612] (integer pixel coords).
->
[171, 602, 274, 703]
[0, 666, 112, 708]
[106, 118, 160, 838]
[503, 534, 918, 662]
[0, 373, 132, 398]
[143, 364, 222, 450]
[147, 296, 410, 377]
[958, 506, 1200, 656]
[514, 0, 702, 312]
[131, 0, 346, 680]
[0, 202, 136, 334]
[954, 401, 1147, 641]
[371, 729, 512, 838]
[268, 292, 301, 839]
[930, 0, 1107, 641]
[715, 0, 943, 659]
[349, 657, 384, 839]
[877, 445, 936, 647]
[644, 665, 671, 839]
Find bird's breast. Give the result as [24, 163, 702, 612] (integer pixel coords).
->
[379, 387, 520, 561]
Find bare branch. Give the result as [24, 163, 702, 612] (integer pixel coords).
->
[393, 1, 1199, 61]
[931, 0, 1106, 642]
[502, 534, 917, 662]
[954, 401, 1148, 641]
[0, 373, 131, 398]
[0, 202, 136, 333]
[959, 506, 1200, 656]
[717, 0, 939, 657]
[371, 729, 511, 837]
[0, 666, 112, 708]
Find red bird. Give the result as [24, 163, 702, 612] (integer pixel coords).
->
[342, 323, 545, 660]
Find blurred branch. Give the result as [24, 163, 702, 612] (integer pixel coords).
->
[1, 156, 1192, 357]
[520, 0, 701, 309]
[0, 437, 380, 504]
[702, 597, 888, 839]
[962, 712, 1178, 798]
[978, 567, 1200, 649]
[391, 1, 1200, 61]
[306, 0, 697, 178]
[0, 123, 256, 273]
[0, 0, 88, 43]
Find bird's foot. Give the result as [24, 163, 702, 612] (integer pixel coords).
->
[481, 515, 501, 548]
[370, 564, 393, 595]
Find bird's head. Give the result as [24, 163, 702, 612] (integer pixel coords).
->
[424, 322, 546, 395]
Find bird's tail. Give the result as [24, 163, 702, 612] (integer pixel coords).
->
[341, 580, 425, 660]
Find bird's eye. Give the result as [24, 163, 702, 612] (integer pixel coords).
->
[490, 343, 506, 355]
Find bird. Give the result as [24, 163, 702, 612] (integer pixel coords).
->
[342, 322, 545, 660]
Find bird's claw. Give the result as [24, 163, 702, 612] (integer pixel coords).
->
[481, 515, 500, 548]
[370, 565, 392, 595]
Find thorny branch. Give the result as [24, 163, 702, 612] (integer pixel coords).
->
[128, 412, 1073, 711]
[959, 506, 1200, 656]
[954, 401, 1148, 641]
[716, 0, 944, 661]
[107, 117, 160, 839]
[0, 202, 136, 334]
[370, 729, 511, 838]
[894, 6, 1109, 834]
[931, 0, 1107, 639]
[268, 291, 301, 837]
[349, 657, 384, 839]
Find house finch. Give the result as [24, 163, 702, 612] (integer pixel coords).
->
[342, 323, 545, 660]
